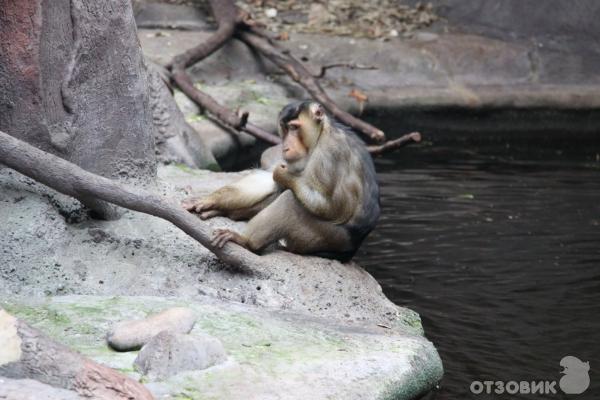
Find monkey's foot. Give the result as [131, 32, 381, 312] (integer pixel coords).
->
[211, 229, 247, 249]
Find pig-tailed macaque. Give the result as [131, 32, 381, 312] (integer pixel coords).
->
[183, 101, 380, 261]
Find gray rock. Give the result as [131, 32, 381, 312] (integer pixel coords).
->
[0, 378, 83, 400]
[107, 307, 196, 351]
[134, 330, 226, 380]
[404, 0, 600, 45]
[3, 296, 442, 400]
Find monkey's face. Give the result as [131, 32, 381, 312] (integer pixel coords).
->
[281, 121, 308, 164]
[278, 101, 327, 172]
[280, 102, 325, 150]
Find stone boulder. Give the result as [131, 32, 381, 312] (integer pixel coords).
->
[134, 330, 226, 380]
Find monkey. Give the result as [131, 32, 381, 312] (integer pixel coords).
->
[183, 101, 380, 261]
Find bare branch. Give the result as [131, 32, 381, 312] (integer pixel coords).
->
[165, 0, 402, 149]
[0, 130, 266, 275]
[236, 28, 386, 143]
[166, 0, 239, 70]
[368, 132, 422, 156]
[167, 0, 281, 145]
[170, 69, 280, 144]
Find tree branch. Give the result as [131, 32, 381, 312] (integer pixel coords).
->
[167, 0, 281, 145]
[165, 0, 415, 152]
[170, 69, 280, 144]
[367, 132, 421, 156]
[236, 28, 386, 143]
[167, 0, 238, 70]
[0, 130, 265, 275]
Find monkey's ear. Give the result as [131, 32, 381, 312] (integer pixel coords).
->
[311, 103, 325, 122]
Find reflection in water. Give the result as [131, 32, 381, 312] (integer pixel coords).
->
[355, 150, 600, 399]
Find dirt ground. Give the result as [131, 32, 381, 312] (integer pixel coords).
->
[144, 0, 438, 38]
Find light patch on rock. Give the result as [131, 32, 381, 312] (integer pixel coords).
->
[0, 310, 21, 365]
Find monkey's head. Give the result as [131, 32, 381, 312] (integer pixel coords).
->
[277, 101, 328, 167]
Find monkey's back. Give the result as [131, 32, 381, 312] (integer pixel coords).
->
[342, 128, 380, 249]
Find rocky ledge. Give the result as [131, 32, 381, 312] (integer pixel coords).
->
[0, 164, 443, 399]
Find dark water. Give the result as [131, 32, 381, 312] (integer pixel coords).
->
[355, 147, 600, 399]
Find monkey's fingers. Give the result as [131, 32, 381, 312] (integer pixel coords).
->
[200, 210, 221, 220]
[212, 229, 235, 248]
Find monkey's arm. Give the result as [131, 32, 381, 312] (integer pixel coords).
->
[183, 170, 279, 219]
[273, 164, 338, 221]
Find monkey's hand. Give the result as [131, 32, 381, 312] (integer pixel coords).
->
[181, 196, 222, 220]
[212, 228, 248, 249]
[273, 164, 294, 189]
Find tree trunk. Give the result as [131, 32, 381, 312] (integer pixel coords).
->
[0, 0, 157, 218]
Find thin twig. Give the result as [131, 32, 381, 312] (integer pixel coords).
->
[314, 63, 377, 79]
[368, 132, 422, 156]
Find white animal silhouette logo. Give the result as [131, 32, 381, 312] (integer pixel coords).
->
[559, 356, 590, 394]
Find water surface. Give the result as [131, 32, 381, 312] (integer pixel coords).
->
[356, 147, 600, 399]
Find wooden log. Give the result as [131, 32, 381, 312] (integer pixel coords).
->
[0, 309, 153, 399]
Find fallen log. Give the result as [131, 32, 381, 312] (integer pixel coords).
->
[0, 309, 153, 399]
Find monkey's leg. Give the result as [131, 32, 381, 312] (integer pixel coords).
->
[213, 190, 352, 255]
[183, 170, 279, 220]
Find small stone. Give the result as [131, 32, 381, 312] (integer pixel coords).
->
[107, 307, 196, 351]
[134, 331, 226, 380]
